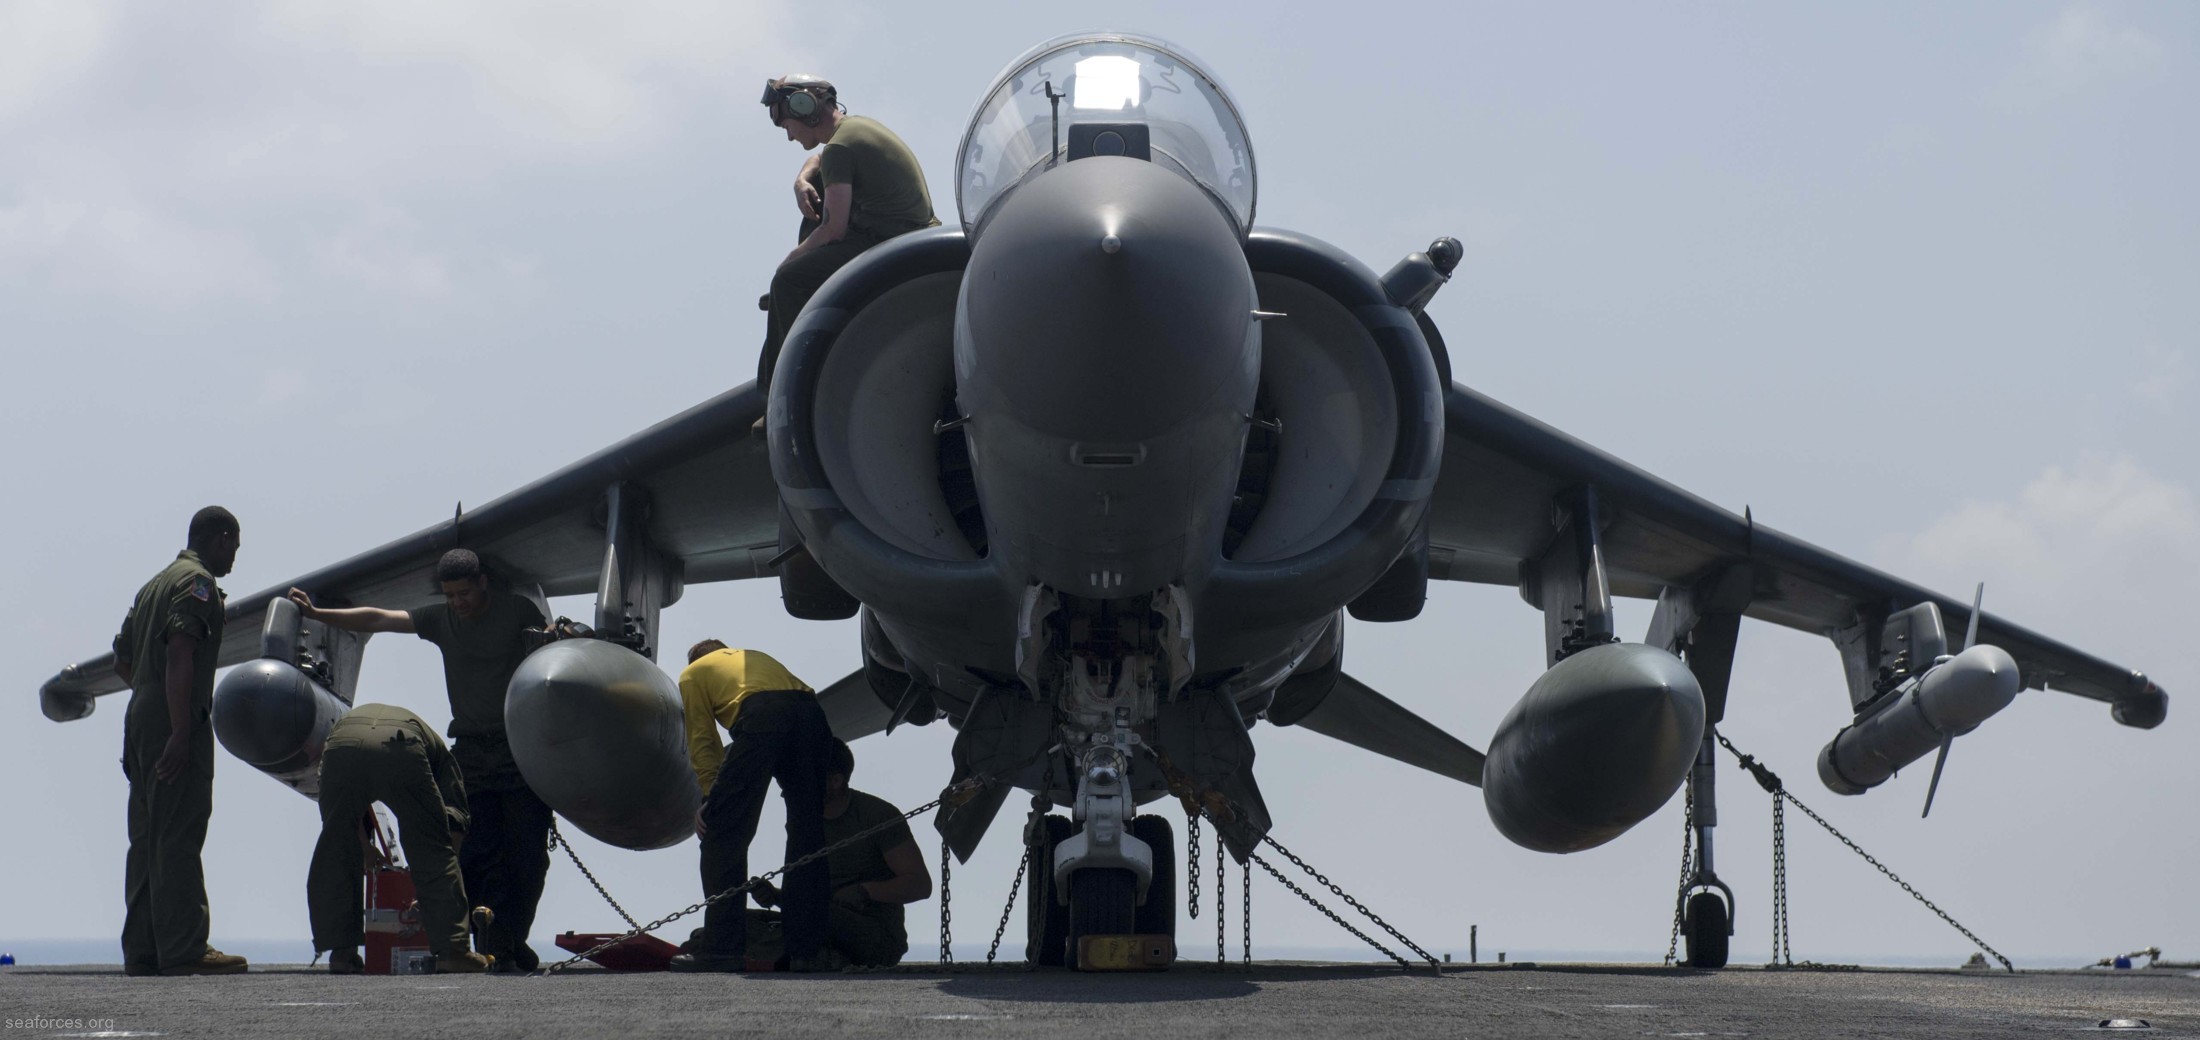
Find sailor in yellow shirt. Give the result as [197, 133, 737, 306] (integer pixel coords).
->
[671, 640, 836, 973]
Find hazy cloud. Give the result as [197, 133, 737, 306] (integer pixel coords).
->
[312, 206, 455, 300]
[2131, 343, 2188, 408]
[1879, 457, 2199, 623]
[0, 0, 116, 122]
[261, 1, 801, 148]
[0, 191, 277, 307]
[2018, 6, 2165, 93]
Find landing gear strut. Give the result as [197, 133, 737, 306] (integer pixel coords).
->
[1681, 731, 1734, 968]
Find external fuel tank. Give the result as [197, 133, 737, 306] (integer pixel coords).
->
[505, 638, 699, 850]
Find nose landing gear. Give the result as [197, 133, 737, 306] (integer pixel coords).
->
[1028, 812, 1180, 968]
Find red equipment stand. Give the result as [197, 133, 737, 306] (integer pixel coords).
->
[361, 810, 434, 974]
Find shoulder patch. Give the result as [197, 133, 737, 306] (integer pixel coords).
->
[188, 577, 213, 602]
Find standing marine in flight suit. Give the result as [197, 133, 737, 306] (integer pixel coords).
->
[112, 505, 248, 977]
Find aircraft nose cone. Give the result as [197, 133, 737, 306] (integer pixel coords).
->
[959, 156, 1256, 443]
[1482, 643, 1706, 853]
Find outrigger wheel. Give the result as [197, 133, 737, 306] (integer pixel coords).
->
[1683, 890, 1730, 968]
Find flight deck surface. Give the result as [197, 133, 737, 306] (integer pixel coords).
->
[6, 962, 2196, 1039]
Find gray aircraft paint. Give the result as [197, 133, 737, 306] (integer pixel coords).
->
[4, 5, 2191, 963]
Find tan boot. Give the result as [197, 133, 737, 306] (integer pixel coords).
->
[159, 948, 248, 976]
[434, 950, 493, 974]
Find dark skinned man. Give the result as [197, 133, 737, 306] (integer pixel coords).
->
[112, 506, 247, 976]
[287, 548, 551, 971]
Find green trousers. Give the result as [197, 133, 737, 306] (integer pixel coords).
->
[120, 708, 215, 972]
[733, 906, 910, 967]
[757, 230, 882, 388]
[308, 726, 469, 955]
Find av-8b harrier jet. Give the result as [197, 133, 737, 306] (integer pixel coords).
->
[39, 32, 2167, 969]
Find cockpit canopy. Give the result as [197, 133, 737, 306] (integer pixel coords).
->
[955, 32, 1257, 237]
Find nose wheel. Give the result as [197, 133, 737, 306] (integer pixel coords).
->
[1066, 868, 1138, 969]
[1032, 814, 1180, 968]
[1129, 815, 1175, 937]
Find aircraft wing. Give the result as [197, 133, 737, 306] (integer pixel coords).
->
[40, 384, 777, 722]
[1428, 381, 2167, 726]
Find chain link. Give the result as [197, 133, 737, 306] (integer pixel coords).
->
[1185, 812, 1202, 920]
[1251, 853, 1406, 969]
[1216, 837, 1227, 964]
[1662, 781, 1695, 967]
[548, 818, 641, 932]
[1712, 730, 2013, 974]
[984, 842, 1028, 965]
[1241, 851, 1251, 967]
[1256, 831, 1439, 970]
[537, 791, 948, 975]
[1770, 795, 1792, 967]
[938, 837, 954, 965]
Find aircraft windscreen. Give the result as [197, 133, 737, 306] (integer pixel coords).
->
[955, 32, 1256, 236]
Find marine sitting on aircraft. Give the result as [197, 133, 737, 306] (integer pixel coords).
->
[39, 31, 2169, 971]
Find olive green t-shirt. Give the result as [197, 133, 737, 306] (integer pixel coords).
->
[818, 115, 939, 241]
[408, 589, 545, 790]
[112, 550, 226, 758]
[824, 790, 916, 935]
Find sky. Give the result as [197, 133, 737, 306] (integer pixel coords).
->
[2, 1, 2194, 968]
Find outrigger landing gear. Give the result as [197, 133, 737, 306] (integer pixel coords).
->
[1680, 731, 1735, 969]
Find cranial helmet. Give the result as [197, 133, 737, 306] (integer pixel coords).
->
[763, 74, 838, 126]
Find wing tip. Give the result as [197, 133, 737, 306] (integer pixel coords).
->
[2111, 673, 2167, 730]
[39, 669, 99, 723]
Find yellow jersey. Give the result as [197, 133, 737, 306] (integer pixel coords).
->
[678, 648, 814, 792]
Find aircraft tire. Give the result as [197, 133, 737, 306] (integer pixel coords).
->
[1130, 815, 1176, 938]
[1065, 867, 1137, 970]
[1684, 891, 1730, 969]
[1025, 814, 1073, 966]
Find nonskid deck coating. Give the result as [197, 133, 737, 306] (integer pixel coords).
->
[4, 962, 2196, 1039]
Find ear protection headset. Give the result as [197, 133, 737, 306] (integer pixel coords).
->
[763, 77, 836, 126]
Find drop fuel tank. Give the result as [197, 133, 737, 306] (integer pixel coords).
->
[1482, 643, 1705, 853]
[212, 657, 351, 797]
[505, 638, 700, 850]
